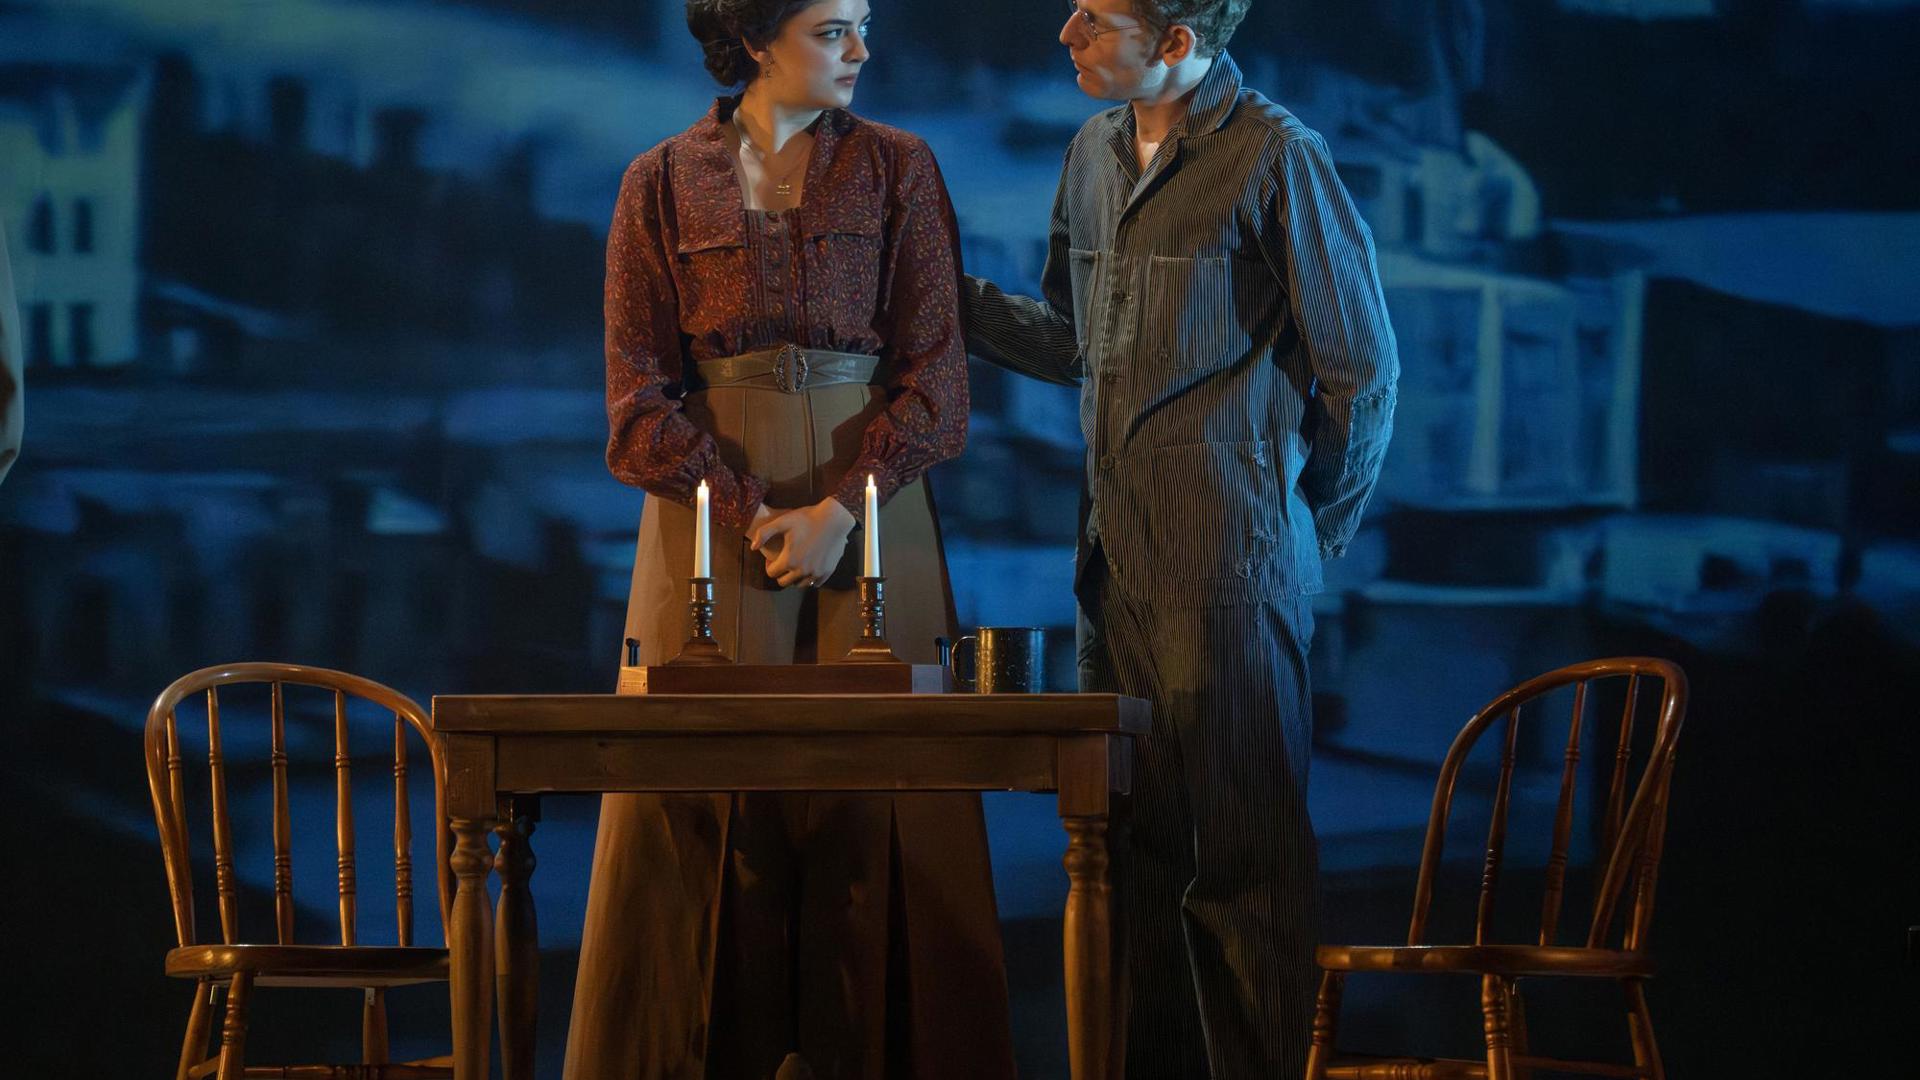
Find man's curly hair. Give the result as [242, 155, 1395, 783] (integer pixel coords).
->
[1131, 0, 1252, 57]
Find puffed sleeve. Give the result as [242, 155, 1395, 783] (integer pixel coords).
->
[604, 151, 768, 526]
[831, 136, 969, 520]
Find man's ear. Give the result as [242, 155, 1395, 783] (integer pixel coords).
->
[1161, 24, 1199, 66]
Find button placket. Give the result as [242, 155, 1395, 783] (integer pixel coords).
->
[764, 215, 787, 322]
[760, 213, 790, 333]
[1095, 257, 1137, 483]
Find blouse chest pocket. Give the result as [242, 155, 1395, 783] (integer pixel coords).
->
[802, 194, 884, 321]
[672, 233, 749, 318]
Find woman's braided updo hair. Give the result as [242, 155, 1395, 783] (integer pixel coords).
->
[685, 0, 821, 87]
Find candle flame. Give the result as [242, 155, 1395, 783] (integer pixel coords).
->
[867, 473, 876, 491]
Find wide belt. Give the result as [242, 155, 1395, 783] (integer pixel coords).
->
[693, 345, 880, 394]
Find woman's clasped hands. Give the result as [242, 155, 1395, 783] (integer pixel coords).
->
[748, 497, 857, 588]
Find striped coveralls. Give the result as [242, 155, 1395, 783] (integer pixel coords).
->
[963, 51, 1399, 1079]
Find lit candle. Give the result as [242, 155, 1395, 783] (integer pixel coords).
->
[694, 480, 711, 578]
[863, 473, 881, 578]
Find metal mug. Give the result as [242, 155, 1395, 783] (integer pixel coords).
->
[939, 627, 1046, 693]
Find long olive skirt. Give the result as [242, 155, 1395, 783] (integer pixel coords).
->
[564, 379, 1017, 1080]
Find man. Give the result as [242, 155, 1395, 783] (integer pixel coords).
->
[962, 1, 1398, 1075]
[1, 224, 20, 485]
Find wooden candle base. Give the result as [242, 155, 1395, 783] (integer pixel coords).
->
[839, 576, 904, 665]
[667, 577, 731, 666]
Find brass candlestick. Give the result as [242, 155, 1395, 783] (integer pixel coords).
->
[667, 577, 730, 665]
[840, 575, 903, 664]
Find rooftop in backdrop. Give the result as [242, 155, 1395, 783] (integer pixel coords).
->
[1558, 213, 1920, 329]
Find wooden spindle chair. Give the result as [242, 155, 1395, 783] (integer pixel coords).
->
[144, 663, 455, 1080]
[1304, 657, 1689, 1080]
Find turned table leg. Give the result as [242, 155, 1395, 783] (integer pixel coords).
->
[1062, 815, 1116, 1080]
[496, 795, 540, 1080]
[1059, 734, 1129, 1080]
[442, 736, 498, 1080]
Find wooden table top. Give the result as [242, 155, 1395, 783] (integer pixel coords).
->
[431, 692, 1152, 737]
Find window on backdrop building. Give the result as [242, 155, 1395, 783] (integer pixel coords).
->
[27, 303, 53, 367]
[29, 196, 55, 254]
[69, 303, 94, 366]
[73, 199, 94, 254]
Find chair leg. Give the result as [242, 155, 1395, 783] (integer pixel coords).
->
[363, 987, 391, 1064]
[1479, 974, 1516, 1080]
[1304, 970, 1344, 1080]
[1624, 979, 1665, 1080]
[176, 980, 218, 1080]
[215, 972, 253, 1080]
[1508, 981, 1533, 1080]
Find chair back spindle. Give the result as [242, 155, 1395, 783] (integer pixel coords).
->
[206, 687, 241, 945]
[1622, 754, 1675, 952]
[334, 689, 357, 947]
[1537, 679, 1588, 945]
[1472, 710, 1520, 945]
[394, 711, 414, 948]
[270, 681, 295, 944]
[1601, 673, 1641, 861]
[158, 705, 195, 945]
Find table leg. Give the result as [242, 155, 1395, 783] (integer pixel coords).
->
[1062, 814, 1116, 1080]
[495, 796, 540, 1080]
[1059, 732, 1130, 1079]
[449, 814, 495, 1080]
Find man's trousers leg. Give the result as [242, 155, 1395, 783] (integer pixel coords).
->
[1078, 559, 1320, 1079]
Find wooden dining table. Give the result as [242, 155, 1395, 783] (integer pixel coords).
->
[431, 685, 1150, 1080]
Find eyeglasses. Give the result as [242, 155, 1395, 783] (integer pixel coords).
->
[1065, 0, 1148, 41]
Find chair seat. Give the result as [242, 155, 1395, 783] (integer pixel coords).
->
[187, 1057, 455, 1079]
[167, 944, 449, 988]
[1317, 943, 1654, 978]
[186, 1056, 455, 1079]
[1323, 1052, 1652, 1079]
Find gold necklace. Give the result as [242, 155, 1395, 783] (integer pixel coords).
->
[736, 123, 810, 199]
[771, 154, 807, 198]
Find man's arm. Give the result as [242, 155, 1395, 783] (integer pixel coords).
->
[1260, 130, 1399, 559]
[960, 149, 1083, 388]
[0, 226, 21, 485]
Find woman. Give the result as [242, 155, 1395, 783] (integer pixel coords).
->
[566, 2, 1017, 1077]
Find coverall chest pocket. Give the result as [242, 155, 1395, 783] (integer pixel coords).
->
[1148, 254, 1236, 373]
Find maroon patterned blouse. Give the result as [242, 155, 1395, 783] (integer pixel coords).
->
[603, 98, 969, 528]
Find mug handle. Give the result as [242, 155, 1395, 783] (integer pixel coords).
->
[949, 634, 979, 691]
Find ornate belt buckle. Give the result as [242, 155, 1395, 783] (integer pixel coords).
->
[773, 344, 810, 394]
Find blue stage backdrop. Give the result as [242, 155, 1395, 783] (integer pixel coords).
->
[3, 1, 1915, 1075]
